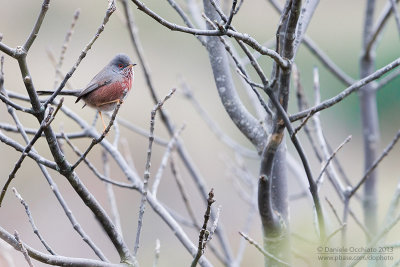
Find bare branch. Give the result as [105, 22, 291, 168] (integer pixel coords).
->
[349, 129, 400, 198]
[129, 0, 289, 67]
[71, 90, 127, 170]
[0, 226, 119, 267]
[293, 0, 320, 57]
[224, 0, 238, 30]
[191, 189, 216, 267]
[390, 0, 400, 36]
[0, 131, 57, 169]
[181, 82, 259, 158]
[134, 88, 176, 256]
[0, 91, 34, 114]
[364, 0, 400, 55]
[347, 212, 400, 267]
[165, 0, 207, 46]
[302, 36, 355, 86]
[0, 105, 58, 206]
[377, 67, 400, 88]
[23, 0, 50, 52]
[151, 124, 185, 197]
[102, 150, 123, 235]
[14, 231, 34, 267]
[0, 42, 16, 58]
[63, 133, 136, 189]
[325, 197, 343, 226]
[53, 9, 80, 89]
[290, 57, 400, 122]
[170, 154, 199, 228]
[316, 136, 352, 186]
[12, 188, 56, 255]
[116, 117, 169, 146]
[238, 232, 290, 266]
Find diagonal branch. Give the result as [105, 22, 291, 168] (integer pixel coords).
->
[349, 129, 400, 198]
[23, 0, 50, 52]
[0, 105, 58, 206]
[290, 57, 400, 122]
[13, 188, 56, 255]
[364, 0, 400, 55]
[71, 90, 126, 170]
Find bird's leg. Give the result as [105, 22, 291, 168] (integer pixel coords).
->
[97, 99, 122, 132]
[98, 111, 107, 131]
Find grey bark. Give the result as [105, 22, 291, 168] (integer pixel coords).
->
[360, 0, 379, 239]
[203, 0, 267, 154]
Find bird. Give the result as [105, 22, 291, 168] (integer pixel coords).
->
[38, 53, 136, 130]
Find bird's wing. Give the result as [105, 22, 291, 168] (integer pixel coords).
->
[75, 66, 116, 102]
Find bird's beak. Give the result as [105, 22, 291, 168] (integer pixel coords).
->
[128, 63, 136, 68]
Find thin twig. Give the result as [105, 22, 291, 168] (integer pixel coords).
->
[12, 188, 56, 255]
[377, 67, 400, 89]
[325, 224, 346, 244]
[302, 36, 354, 86]
[14, 231, 34, 267]
[389, 0, 400, 38]
[181, 82, 259, 158]
[71, 90, 127, 170]
[151, 124, 185, 197]
[116, 117, 169, 146]
[23, 0, 50, 52]
[238, 232, 290, 266]
[224, 0, 237, 30]
[53, 9, 80, 89]
[325, 197, 343, 227]
[102, 150, 123, 235]
[312, 67, 345, 198]
[0, 105, 58, 206]
[170, 154, 199, 228]
[347, 212, 400, 267]
[0, 92, 34, 114]
[133, 88, 176, 256]
[364, 0, 400, 55]
[62, 132, 135, 189]
[316, 136, 352, 185]
[0, 226, 118, 267]
[292, 111, 313, 137]
[164, 0, 207, 46]
[46, 48, 76, 90]
[0, 131, 57, 169]
[191, 189, 216, 267]
[290, 57, 400, 122]
[349, 129, 400, 197]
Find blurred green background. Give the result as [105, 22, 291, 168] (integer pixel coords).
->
[0, 0, 399, 266]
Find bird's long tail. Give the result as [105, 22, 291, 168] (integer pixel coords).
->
[37, 90, 81, 96]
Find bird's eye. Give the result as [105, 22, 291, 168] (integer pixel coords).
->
[118, 64, 124, 69]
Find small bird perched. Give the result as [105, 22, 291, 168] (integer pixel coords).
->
[38, 53, 136, 129]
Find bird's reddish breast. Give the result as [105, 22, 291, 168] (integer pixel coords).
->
[83, 76, 132, 109]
